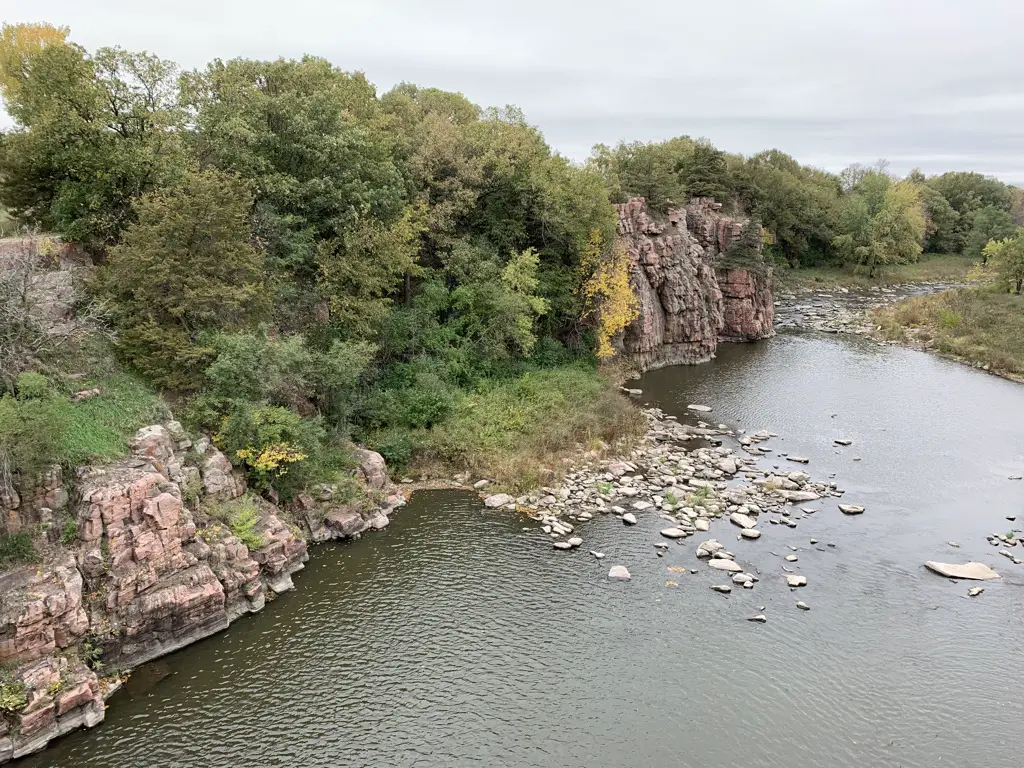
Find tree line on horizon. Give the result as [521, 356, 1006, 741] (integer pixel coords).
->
[1, 21, 1022, 493]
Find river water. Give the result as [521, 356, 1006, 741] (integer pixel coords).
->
[26, 330, 1024, 768]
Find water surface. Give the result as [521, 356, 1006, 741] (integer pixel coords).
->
[27, 331, 1024, 768]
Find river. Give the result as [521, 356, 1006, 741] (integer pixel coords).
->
[25, 329, 1024, 768]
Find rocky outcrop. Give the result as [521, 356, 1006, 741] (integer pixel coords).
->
[618, 197, 774, 370]
[0, 422, 403, 760]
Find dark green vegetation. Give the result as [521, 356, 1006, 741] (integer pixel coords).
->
[0, 22, 1021, 500]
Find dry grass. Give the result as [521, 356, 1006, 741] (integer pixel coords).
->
[872, 287, 1024, 379]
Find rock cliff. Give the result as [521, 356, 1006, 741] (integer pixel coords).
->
[617, 197, 774, 369]
[0, 421, 402, 762]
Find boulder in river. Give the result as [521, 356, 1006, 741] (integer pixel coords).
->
[730, 512, 757, 529]
[709, 559, 743, 573]
[834, 439, 853, 446]
[687, 404, 712, 412]
[968, 587, 985, 597]
[484, 493, 514, 508]
[924, 561, 1000, 581]
[797, 601, 810, 610]
[786, 575, 807, 587]
[622, 513, 638, 526]
[839, 504, 865, 515]
[696, 539, 725, 558]
[567, 537, 583, 548]
[553, 541, 572, 550]
[608, 565, 631, 581]
[590, 551, 605, 559]
[787, 456, 810, 464]
[710, 584, 732, 593]
[740, 529, 762, 540]
[747, 614, 767, 623]
[660, 527, 688, 539]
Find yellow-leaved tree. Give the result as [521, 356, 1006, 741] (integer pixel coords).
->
[580, 230, 638, 359]
[0, 22, 70, 102]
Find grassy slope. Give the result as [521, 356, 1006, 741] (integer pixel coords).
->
[774, 253, 976, 291]
[412, 365, 645, 492]
[872, 287, 1024, 380]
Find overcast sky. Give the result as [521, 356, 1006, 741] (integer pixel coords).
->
[6, 0, 1024, 183]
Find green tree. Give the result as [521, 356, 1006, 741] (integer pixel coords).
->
[589, 140, 687, 212]
[0, 42, 185, 252]
[833, 178, 925, 276]
[677, 139, 731, 202]
[964, 205, 1015, 261]
[100, 170, 269, 389]
[915, 179, 960, 253]
[982, 230, 1024, 293]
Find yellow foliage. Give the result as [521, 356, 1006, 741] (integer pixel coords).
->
[0, 22, 70, 100]
[580, 230, 638, 359]
[235, 442, 307, 477]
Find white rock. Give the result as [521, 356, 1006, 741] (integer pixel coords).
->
[590, 551, 605, 559]
[924, 561, 1001, 581]
[839, 504, 865, 515]
[553, 541, 572, 550]
[687, 404, 712, 412]
[834, 439, 852, 446]
[695, 518, 710, 532]
[632, 501, 653, 511]
[567, 537, 583, 548]
[484, 493, 514, 508]
[710, 584, 732, 593]
[730, 512, 757, 529]
[660, 527, 688, 539]
[473, 479, 491, 490]
[740, 529, 762, 540]
[787, 456, 809, 464]
[732, 573, 753, 584]
[622, 513, 638, 526]
[784, 554, 798, 562]
[747, 614, 767, 623]
[608, 565, 631, 581]
[796, 601, 810, 610]
[695, 539, 725, 558]
[709, 559, 743, 573]
[786, 575, 807, 587]
[968, 587, 985, 597]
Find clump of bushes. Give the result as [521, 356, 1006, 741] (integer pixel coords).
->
[0, 530, 36, 566]
[203, 496, 267, 551]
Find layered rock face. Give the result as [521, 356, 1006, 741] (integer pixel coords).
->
[0, 423, 404, 761]
[618, 197, 774, 370]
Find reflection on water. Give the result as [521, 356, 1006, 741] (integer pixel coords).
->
[26, 332, 1024, 768]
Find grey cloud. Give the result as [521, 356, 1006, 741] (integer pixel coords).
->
[6, 0, 1024, 182]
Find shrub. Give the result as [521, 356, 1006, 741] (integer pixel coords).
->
[0, 530, 36, 566]
[205, 497, 266, 551]
[215, 404, 323, 498]
[15, 371, 49, 400]
[0, 682, 27, 713]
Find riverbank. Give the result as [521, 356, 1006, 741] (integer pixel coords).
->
[774, 253, 975, 292]
[871, 287, 1024, 382]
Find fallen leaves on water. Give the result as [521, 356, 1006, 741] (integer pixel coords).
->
[665, 579, 678, 586]
[667, 566, 687, 573]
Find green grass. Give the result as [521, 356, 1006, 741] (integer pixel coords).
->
[775, 253, 976, 291]
[408, 365, 645, 492]
[0, 530, 37, 566]
[873, 287, 1024, 379]
[0, 207, 16, 238]
[56, 373, 168, 464]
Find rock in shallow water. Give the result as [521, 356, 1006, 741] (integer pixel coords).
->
[711, 584, 732, 593]
[660, 527, 688, 539]
[924, 561, 1000, 581]
[968, 587, 985, 597]
[687, 404, 712, 413]
[622, 513, 638, 526]
[797, 601, 810, 610]
[709, 559, 743, 573]
[740, 529, 761, 540]
[590, 551, 605, 559]
[553, 541, 572, 550]
[483, 493, 514, 508]
[786, 575, 807, 587]
[567, 537, 583, 548]
[608, 565, 631, 581]
[839, 504, 865, 515]
[747, 614, 767, 622]
[730, 512, 757, 529]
